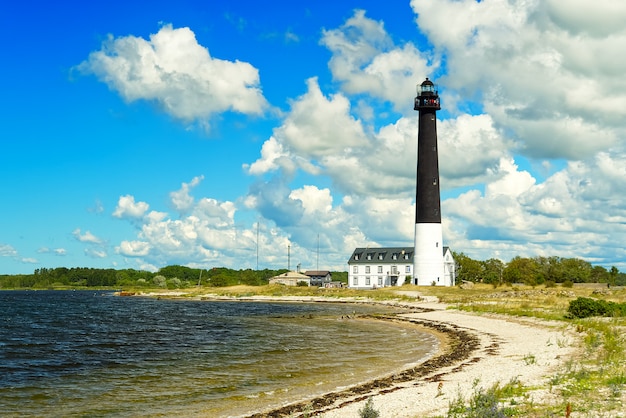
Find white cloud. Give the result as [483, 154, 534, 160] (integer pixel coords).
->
[113, 195, 150, 219]
[72, 228, 103, 244]
[38, 247, 67, 256]
[85, 248, 107, 259]
[277, 77, 366, 159]
[170, 175, 204, 213]
[1, 244, 18, 257]
[78, 24, 268, 127]
[321, 10, 432, 110]
[117, 240, 151, 257]
[443, 152, 626, 266]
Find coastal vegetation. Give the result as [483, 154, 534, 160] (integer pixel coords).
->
[1, 252, 624, 290]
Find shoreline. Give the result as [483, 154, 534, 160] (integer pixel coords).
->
[127, 291, 578, 417]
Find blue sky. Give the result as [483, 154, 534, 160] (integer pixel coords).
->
[2, 0, 626, 275]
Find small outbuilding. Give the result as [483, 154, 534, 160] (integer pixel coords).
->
[269, 271, 311, 286]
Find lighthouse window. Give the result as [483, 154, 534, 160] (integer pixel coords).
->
[433, 178, 437, 185]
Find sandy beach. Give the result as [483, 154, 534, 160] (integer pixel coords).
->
[312, 301, 577, 417]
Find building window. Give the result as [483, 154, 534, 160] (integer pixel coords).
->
[392, 253, 398, 260]
[404, 253, 410, 260]
[353, 266, 358, 274]
[365, 266, 370, 274]
[367, 253, 372, 260]
[354, 254, 359, 260]
[353, 277, 358, 286]
[406, 265, 411, 273]
[378, 276, 383, 286]
[391, 266, 398, 274]
[377, 265, 383, 274]
[365, 277, 370, 285]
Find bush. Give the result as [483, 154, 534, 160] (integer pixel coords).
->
[567, 297, 626, 318]
[359, 397, 380, 418]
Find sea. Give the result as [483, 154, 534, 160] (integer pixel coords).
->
[0, 290, 438, 417]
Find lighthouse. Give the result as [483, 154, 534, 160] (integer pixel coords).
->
[413, 78, 445, 286]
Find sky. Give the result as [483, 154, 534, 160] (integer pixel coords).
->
[2, 0, 626, 275]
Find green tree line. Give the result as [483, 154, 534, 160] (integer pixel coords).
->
[0, 266, 348, 290]
[0, 255, 622, 289]
[453, 252, 625, 286]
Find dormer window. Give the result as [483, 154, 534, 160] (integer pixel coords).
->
[392, 253, 398, 260]
[378, 254, 383, 260]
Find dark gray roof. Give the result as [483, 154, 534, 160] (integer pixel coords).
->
[303, 270, 331, 277]
[348, 247, 414, 264]
[347, 246, 451, 264]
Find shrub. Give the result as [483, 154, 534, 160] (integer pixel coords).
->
[567, 297, 626, 318]
[359, 397, 380, 418]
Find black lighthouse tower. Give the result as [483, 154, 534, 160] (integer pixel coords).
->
[413, 78, 445, 285]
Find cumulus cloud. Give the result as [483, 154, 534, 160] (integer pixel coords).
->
[117, 240, 151, 257]
[170, 175, 204, 213]
[113, 195, 150, 219]
[321, 10, 432, 110]
[78, 24, 268, 128]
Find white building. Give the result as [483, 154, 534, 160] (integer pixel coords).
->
[347, 246, 456, 289]
[269, 271, 311, 286]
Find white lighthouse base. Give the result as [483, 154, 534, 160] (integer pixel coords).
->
[414, 223, 446, 286]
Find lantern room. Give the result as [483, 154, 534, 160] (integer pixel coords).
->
[414, 77, 440, 111]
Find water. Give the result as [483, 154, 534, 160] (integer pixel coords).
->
[0, 290, 437, 417]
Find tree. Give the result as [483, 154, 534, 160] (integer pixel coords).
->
[503, 256, 539, 285]
[481, 258, 504, 285]
[453, 252, 484, 283]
